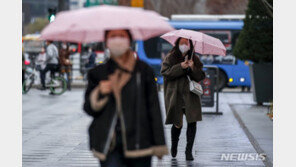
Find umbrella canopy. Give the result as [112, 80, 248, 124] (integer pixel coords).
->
[160, 29, 226, 56]
[41, 5, 174, 43]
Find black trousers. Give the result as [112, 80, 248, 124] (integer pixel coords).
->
[100, 148, 151, 167]
[40, 64, 59, 88]
[100, 124, 151, 167]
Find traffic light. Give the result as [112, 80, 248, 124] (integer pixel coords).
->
[48, 8, 57, 22]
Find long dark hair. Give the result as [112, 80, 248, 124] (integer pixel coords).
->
[170, 37, 195, 59]
[168, 37, 203, 68]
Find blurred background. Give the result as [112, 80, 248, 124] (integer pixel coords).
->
[22, 0, 249, 33]
[22, 0, 256, 93]
[22, 1, 273, 167]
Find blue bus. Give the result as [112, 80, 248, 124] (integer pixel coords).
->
[136, 17, 251, 91]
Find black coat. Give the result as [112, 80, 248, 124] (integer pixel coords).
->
[83, 59, 168, 161]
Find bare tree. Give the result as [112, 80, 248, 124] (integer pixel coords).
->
[118, 0, 248, 17]
[148, 0, 199, 17]
[206, 0, 248, 14]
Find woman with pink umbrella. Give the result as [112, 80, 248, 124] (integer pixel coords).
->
[41, 5, 174, 167]
[161, 37, 205, 161]
[84, 29, 168, 167]
[160, 29, 226, 161]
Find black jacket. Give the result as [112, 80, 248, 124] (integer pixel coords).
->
[83, 59, 168, 161]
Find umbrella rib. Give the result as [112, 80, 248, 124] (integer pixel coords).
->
[202, 35, 204, 54]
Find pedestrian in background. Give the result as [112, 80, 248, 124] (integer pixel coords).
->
[35, 47, 47, 85]
[22, 47, 26, 84]
[85, 46, 97, 69]
[40, 40, 59, 90]
[161, 37, 205, 161]
[83, 29, 168, 167]
[59, 42, 72, 90]
[36, 47, 47, 70]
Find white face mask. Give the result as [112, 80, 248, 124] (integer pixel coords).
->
[179, 44, 190, 54]
[107, 37, 130, 57]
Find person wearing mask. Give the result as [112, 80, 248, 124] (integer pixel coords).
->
[40, 40, 59, 90]
[83, 29, 168, 167]
[59, 42, 72, 90]
[161, 37, 205, 161]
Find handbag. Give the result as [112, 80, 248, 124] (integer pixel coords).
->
[187, 75, 203, 96]
[186, 45, 203, 96]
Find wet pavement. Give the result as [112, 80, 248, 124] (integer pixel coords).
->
[23, 89, 266, 167]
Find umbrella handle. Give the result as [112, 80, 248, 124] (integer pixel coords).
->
[190, 41, 197, 60]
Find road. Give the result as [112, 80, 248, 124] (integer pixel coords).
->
[23, 89, 265, 167]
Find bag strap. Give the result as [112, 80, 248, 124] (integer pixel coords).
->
[187, 75, 192, 82]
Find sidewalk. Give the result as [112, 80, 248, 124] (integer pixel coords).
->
[230, 104, 273, 167]
[23, 90, 266, 167]
[156, 92, 265, 166]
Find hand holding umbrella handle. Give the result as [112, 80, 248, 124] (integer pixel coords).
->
[181, 61, 189, 69]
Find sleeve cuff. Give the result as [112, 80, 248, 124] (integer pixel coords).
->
[152, 145, 169, 157]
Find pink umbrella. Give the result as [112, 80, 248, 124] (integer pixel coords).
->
[41, 5, 174, 43]
[160, 29, 226, 56]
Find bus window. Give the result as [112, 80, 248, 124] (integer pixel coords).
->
[143, 36, 174, 60]
[160, 38, 173, 60]
[143, 37, 161, 59]
[200, 55, 236, 65]
[201, 31, 230, 43]
[199, 30, 232, 54]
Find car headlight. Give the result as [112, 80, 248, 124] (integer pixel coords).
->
[229, 78, 233, 82]
[244, 61, 249, 66]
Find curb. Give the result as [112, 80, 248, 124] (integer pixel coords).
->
[230, 104, 273, 167]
